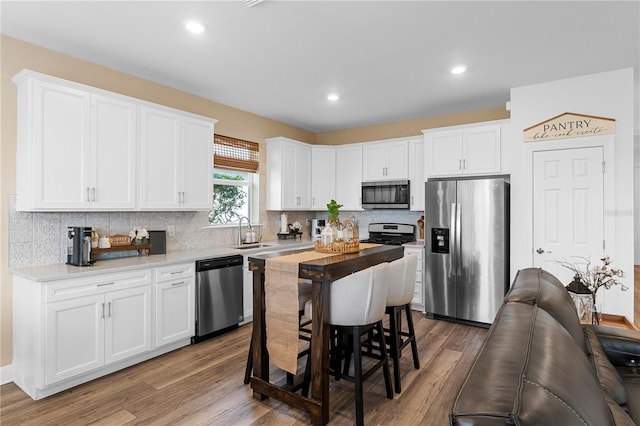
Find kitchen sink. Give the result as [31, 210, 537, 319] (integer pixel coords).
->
[232, 243, 278, 250]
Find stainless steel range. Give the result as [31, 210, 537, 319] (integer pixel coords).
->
[361, 223, 416, 245]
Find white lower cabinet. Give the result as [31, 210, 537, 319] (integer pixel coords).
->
[42, 270, 152, 386]
[154, 263, 195, 347]
[13, 265, 194, 400]
[404, 246, 424, 311]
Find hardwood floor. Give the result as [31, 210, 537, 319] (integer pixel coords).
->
[0, 312, 487, 425]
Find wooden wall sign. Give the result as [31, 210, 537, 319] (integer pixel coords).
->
[523, 112, 615, 142]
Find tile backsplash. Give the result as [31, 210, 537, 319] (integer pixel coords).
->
[8, 194, 424, 269]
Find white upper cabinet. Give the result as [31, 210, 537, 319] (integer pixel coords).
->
[408, 138, 424, 211]
[266, 137, 312, 210]
[335, 144, 363, 210]
[311, 146, 336, 210]
[13, 71, 136, 211]
[90, 94, 137, 209]
[139, 106, 214, 210]
[424, 121, 506, 177]
[13, 70, 215, 212]
[362, 139, 409, 181]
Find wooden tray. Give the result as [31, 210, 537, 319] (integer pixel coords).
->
[314, 240, 360, 254]
[91, 243, 151, 260]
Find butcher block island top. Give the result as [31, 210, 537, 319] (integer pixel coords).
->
[248, 244, 404, 426]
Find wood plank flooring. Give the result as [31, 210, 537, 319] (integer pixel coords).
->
[0, 312, 487, 425]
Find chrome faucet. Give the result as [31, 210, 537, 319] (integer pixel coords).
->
[238, 216, 251, 245]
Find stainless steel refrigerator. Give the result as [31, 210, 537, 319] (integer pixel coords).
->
[424, 176, 510, 325]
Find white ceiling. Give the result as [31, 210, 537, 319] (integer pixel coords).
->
[1, 1, 638, 133]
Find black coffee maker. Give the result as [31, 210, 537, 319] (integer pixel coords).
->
[66, 226, 94, 266]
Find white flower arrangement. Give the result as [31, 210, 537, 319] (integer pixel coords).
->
[557, 255, 627, 296]
[129, 227, 149, 242]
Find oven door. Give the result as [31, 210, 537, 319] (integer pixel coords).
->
[361, 180, 410, 209]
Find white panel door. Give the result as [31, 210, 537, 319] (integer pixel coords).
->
[35, 81, 90, 208]
[181, 116, 214, 209]
[104, 286, 152, 364]
[139, 106, 181, 209]
[155, 279, 195, 347]
[311, 146, 336, 210]
[45, 294, 104, 385]
[533, 147, 604, 283]
[90, 94, 136, 209]
[426, 131, 462, 177]
[336, 144, 363, 210]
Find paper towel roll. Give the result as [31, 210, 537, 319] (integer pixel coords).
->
[280, 213, 288, 233]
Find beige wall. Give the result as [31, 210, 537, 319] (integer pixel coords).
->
[0, 35, 507, 368]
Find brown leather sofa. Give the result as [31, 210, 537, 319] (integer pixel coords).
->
[451, 268, 640, 425]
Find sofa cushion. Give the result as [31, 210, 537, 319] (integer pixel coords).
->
[584, 327, 628, 405]
[452, 302, 614, 426]
[505, 268, 585, 349]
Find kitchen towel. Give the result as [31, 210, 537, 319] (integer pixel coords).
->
[264, 243, 381, 374]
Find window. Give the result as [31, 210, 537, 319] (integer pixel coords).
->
[209, 135, 259, 225]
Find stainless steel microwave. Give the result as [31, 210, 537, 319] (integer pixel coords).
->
[361, 179, 410, 209]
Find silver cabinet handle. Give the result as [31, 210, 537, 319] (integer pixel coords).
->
[459, 159, 462, 170]
[86, 187, 91, 201]
[170, 271, 183, 275]
[97, 282, 115, 287]
[102, 302, 105, 319]
[171, 281, 185, 286]
[92, 187, 96, 202]
[108, 301, 112, 318]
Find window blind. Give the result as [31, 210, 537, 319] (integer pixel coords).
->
[213, 134, 259, 173]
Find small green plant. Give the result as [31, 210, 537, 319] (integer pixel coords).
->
[326, 199, 343, 225]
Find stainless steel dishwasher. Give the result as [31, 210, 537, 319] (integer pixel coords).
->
[193, 255, 244, 343]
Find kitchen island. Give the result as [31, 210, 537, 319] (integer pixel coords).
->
[248, 244, 404, 426]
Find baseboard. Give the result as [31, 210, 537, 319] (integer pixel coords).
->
[1, 364, 13, 385]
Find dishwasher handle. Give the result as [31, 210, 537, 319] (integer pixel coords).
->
[196, 255, 243, 272]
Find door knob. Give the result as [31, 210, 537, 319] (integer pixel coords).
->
[536, 248, 551, 254]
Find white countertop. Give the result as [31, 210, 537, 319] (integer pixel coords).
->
[403, 240, 425, 248]
[10, 239, 315, 282]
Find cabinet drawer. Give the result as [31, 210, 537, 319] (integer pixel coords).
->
[155, 262, 195, 283]
[45, 269, 152, 303]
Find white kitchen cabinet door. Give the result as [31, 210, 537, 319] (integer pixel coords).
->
[45, 294, 105, 385]
[408, 138, 425, 211]
[266, 137, 312, 210]
[139, 106, 182, 209]
[311, 146, 336, 210]
[21, 78, 91, 210]
[335, 144, 363, 210]
[155, 278, 195, 347]
[463, 125, 501, 175]
[362, 143, 387, 181]
[89, 94, 136, 209]
[385, 140, 410, 179]
[104, 286, 152, 364]
[426, 131, 463, 177]
[362, 140, 409, 181]
[180, 116, 214, 209]
[425, 122, 503, 177]
[139, 106, 214, 210]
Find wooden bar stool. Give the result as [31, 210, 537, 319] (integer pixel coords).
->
[303, 263, 393, 426]
[385, 254, 420, 393]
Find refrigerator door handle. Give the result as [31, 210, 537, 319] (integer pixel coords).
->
[455, 202, 462, 275]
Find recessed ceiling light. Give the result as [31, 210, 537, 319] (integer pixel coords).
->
[451, 65, 467, 75]
[185, 20, 206, 34]
[327, 93, 339, 101]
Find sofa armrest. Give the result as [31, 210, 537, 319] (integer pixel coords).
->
[587, 325, 640, 368]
